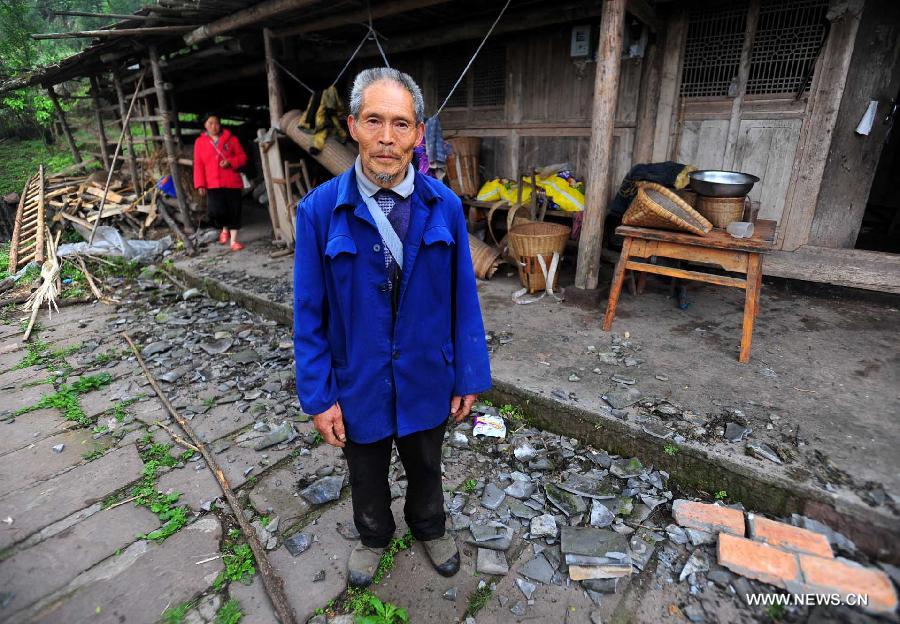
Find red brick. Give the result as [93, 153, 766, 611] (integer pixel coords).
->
[799, 554, 898, 614]
[673, 499, 744, 536]
[718, 533, 800, 589]
[749, 515, 833, 558]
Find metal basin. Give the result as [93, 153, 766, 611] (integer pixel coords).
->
[689, 170, 759, 197]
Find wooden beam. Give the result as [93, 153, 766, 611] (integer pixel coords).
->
[764, 245, 900, 294]
[312, 1, 606, 63]
[264, 28, 284, 129]
[149, 46, 192, 232]
[183, 0, 318, 46]
[575, 0, 626, 291]
[274, 0, 451, 38]
[32, 26, 195, 39]
[46, 87, 82, 164]
[51, 10, 187, 22]
[779, 0, 864, 251]
[89, 76, 111, 170]
[626, 0, 661, 32]
[113, 73, 142, 194]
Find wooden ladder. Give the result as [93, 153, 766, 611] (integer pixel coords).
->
[8, 165, 46, 273]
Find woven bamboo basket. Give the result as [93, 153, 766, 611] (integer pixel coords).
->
[696, 196, 746, 229]
[623, 182, 712, 236]
[468, 234, 504, 280]
[508, 222, 570, 293]
[446, 137, 481, 197]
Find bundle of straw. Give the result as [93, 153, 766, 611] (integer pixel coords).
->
[22, 228, 60, 340]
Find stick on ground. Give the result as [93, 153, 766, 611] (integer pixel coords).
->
[122, 332, 297, 624]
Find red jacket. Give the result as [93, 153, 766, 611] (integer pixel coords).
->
[193, 128, 248, 190]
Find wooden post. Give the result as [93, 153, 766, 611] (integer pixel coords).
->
[148, 46, 192, 232]
[651, 7, 687, 162]
[89, 76, 110, 170]
[722, 0, 760, 169]
[632, 33, 662, 164]
[113, 73, 141, 194]
[574, 0, 626, 291]
[169, 91, 183, 147]
[46, 86, 82, 164]
[264, 27, 285, 129]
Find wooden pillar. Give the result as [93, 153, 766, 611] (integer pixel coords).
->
[113, 72, 142, 194]
[263, 27, 285, 129]
[148, 45, 192, 232]
[574, 0, 626, 291]
[632, 33, 662, 164]
[722, 0, 760, 169]
[169, 91, 183, 147]
[46, 86, 82, 164]
[89, 76, 111, 169]
[651, 8, 687, 162]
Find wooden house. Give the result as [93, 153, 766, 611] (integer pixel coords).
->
[3, 0, 898, 293]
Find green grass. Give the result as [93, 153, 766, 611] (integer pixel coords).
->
[14, 339, 80, 377]
[81, 447, 105, 462]
[213, 543, 256, 590]
[14, 372, 112, 426]
[462, 478, 477, 493]
[310, 431, 324, 447]
[161, 600, 195, 624]
[465, 583, 493, 617]
[0, 138, 76, 197]
[0, 242, 9, 281]
[498, 403, 527, 423]
[664, 443, 679, 456]
[214, 599, 243, 624]
[372, 531, 414, 584]
[131, 440, 191, 542]
[714, 490, 728, 501]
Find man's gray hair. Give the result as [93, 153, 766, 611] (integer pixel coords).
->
[349, 67, 425, 124]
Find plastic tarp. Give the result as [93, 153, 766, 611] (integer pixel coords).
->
[56, 225, 172, 263]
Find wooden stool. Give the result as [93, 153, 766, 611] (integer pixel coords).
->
[602, 220, 777, 363]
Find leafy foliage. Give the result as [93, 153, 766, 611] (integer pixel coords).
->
[213, 543, 256, 590]
[214, 599, 243, 624]
[354, 594, 409, 624]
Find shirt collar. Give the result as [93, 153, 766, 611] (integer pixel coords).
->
[354, 156, 415, 199]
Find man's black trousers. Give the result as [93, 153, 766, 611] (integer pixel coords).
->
[341, 421, 446, 548]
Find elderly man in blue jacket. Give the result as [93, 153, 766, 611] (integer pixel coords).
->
[293, 67, 492, 588]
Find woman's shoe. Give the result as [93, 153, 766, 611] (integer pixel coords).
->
[218, 230, 230, 245]
[230, 242, 245, 252]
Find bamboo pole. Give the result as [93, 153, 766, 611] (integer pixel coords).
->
[32, 26, 194, 39]
[89, 76, 111, 170]
[113, 73, 141, 194]
[574, 0, 625, 291]
[88, 69, 147, 245]
[148, 46, 192, 232]
[184, 0, 317, 46]
[46, 87, 82, 164]
[122, 333, 298, 624]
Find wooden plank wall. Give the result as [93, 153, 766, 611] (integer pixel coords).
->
[392, 24, 645, 200]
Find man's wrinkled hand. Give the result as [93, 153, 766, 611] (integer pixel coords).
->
[313, 403, 346, 448]
[450, 394, 477, 423]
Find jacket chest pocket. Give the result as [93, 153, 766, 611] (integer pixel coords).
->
[325, 235, 358, 283]
[421, 225, 455, 278]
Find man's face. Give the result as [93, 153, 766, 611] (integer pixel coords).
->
[348, 80, 425, 188]
[204, 116, 221, 136]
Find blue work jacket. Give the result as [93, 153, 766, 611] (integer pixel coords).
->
[293, 167, 492, 443]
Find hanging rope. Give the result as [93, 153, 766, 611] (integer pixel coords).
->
[433, 0, 512, 118]
[368, 0, 390, 68]
[272, 58, 315, 94]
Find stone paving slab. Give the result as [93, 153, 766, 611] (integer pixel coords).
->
[228, 576, 279, 624]
[276, 498, 358, 622]
[0, 445, 143, 550]
[0, 427, 104, 497]
[0, 365, 46, 390]
[0, 408, 77, 457]
[0, 502, 159, 617]
[248, 466, 311, 526]
[15, 516, 223, 624]
[189, 404, 259, 444]
[157, 464, 223, 513]
[6, 383, 51, 414]
[218, 443, 292, 491]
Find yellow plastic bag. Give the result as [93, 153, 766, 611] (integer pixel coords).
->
[476, 179, 505, 202]
[537, 175, 584, 212]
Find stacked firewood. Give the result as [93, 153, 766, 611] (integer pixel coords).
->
[45, 171, 159, 236]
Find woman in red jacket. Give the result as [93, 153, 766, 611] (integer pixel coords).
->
[194, 113, 249, 251]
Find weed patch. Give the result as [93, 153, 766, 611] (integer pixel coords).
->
[213, 542, 256, 590]
[14, 372, 112, 426]
[466, 583, 493, 617]
[214, 599, 243, 624]
[372, 531, 413, 584]
[161, 599, 195, 624]
[131, 439, 191, 541]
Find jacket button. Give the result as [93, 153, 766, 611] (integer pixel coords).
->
[392, 350, 400, 360]
[373, 244, 381, 252]
[379, 282, 389, 292]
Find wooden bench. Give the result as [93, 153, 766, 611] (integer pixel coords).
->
[602, 220, 777, 363]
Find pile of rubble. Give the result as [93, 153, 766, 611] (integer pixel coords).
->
[45, 171, 159, 234]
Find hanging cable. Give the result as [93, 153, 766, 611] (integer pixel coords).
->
[332, 29, 371, 86]
[272, 58, 315, 94]
[368, 0, 391, 68]
[433, 0, 512, 118]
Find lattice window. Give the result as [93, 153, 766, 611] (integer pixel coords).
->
[746, 0, 828, 95]
[436, 43, 505, 108]
[681, 1, 749, 98]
